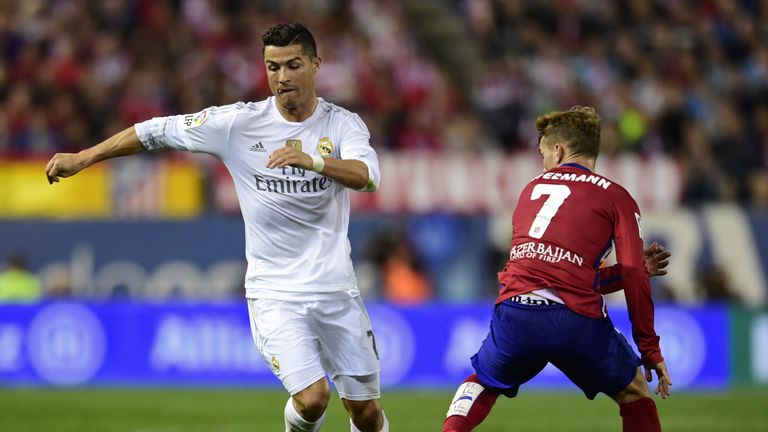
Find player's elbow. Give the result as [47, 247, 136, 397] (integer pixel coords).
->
[356, 161, 379, 192]
[358, 176, 378, 192]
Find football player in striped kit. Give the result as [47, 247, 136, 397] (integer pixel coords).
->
[442, 107, 671, 432]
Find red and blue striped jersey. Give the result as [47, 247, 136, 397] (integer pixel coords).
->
[497, 163, 663, 366]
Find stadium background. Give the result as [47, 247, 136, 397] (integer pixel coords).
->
[0, 0, 766, 430]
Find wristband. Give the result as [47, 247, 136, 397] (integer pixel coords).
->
[311, 155, 325, 173]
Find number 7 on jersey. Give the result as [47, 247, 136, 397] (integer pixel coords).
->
[528, 184, 571, 239]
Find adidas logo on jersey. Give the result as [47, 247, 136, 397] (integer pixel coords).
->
[250, 142, 266, 152]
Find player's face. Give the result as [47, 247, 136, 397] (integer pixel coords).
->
[539, 137, 562, 171]
[264, 44, 320, 110]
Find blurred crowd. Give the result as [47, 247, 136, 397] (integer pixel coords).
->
[0, 0, 458, 155]
[1, 0, 766, 304]
[1, 0, 767, 207]
[460, 0, 768, 207]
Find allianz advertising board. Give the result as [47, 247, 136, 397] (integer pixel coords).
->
[0, 301, 729, 390]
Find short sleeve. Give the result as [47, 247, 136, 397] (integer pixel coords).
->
[338, 113, 381, 192]
[134, 106, 233, 159]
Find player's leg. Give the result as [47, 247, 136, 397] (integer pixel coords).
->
[313, 297, 387, 431]
[335, 374, 387, 432]
[443, 300, 552, 432]
[549, 311, 661, 432]
[442, 373, 499, 432]
[343, 400, 388, 432]
[285, 377, 331, 430]
[612, 368, 662, 432]
[246, 298, 330, 431]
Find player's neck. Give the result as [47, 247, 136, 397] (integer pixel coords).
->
[558, 155, 596, 171]
[277, 96, 319, 122]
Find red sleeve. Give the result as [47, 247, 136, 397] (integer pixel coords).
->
[596, 264, 623, 295]
[613, 193, 663, 367]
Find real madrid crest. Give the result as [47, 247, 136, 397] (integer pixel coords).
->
[271, 356, 280, 372]
[317, 137, 334, 157]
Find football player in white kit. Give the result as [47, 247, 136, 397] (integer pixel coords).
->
[45, 23, 388, 432]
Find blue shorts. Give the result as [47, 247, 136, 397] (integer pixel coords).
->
[471, 300, 641, 399]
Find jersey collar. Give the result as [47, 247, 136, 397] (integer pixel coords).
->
[560, 163, 592, 172]
[271, 96, 323, 124]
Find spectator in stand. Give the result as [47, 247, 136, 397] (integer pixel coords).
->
[0, 251, 42, 303]
[367, 228, 433, 305]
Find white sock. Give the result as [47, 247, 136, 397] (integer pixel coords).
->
[284, 397, 325, 432]
[350, 418, 361, 432]
[350, 411, 388, 432]
[380, 411, 389, 432]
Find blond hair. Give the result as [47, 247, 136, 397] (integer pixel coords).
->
[536, 106, 601, 158]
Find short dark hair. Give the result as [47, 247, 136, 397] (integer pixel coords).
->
[536, 106, 602, 158]
[261, 23, 317, 59]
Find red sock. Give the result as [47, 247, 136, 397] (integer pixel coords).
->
[620, 397, 662, 432]
[443, 374, 499, 432]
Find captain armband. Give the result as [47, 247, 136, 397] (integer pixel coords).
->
[446, 381, 485, 418]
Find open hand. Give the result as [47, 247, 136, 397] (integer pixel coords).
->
[645, 360, 672, 399]
[644, 242, 671, 277]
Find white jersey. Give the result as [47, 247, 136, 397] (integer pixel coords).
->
[134, 97, 380, 300]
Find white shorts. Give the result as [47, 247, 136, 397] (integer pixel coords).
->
[247, 295, 381, 399]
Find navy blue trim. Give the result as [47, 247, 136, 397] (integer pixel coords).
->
[601, 275, 622, 285]
[593, 239, 614, 269]
[592, 238, 614, 291]
[561, 163, 592, 172]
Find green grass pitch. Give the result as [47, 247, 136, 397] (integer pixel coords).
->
[1, 388, 766, 431]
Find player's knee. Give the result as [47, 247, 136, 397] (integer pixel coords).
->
[613, 369, 651, 404]
[348, 399, 382, 431]
[293, 393, 330, 421]
[293, 381, 330, 421]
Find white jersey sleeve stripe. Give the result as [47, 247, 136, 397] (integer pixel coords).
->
[134, 117, 169, 151]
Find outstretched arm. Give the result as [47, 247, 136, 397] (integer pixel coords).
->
[46, 127, 144, 183]
[267, 147, 374, 191]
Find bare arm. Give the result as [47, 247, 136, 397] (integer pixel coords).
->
[266, 147, 371, 190]
[46, 127, 144, 183]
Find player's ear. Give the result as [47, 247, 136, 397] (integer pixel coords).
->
[555, 143, 565, 164]
[313, 56, 321, 74]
